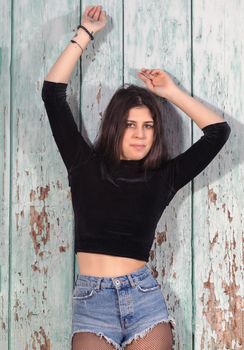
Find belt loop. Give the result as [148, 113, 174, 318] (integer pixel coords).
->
[95, 278, 102, 290]
[127, 274, 136, 288]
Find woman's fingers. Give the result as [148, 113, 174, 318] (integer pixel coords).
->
[140, 68, 162, 74]
[141, 68, 152, 73]
[94, 5, 102, 14]
[138, 71, 152, 82]
[87, 5, 104, 21]
[89, 7, 98, 18]
[138, 72, 154, 90]
[139, 69, 154, 80]
[93, 6, 102, 20]
[87, 5, 98, 17]
[151, 69, 162, 76]
[81, 4, 107, 32]
[140, 69, 153, 77]
[86, 6, 96, 16]
[97, 8, 103, 21]
[140, 72, 151, 80]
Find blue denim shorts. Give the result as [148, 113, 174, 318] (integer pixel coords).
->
[72, 264, 176, 350]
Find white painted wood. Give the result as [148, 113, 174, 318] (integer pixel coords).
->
[0, 0, 11, 348]
[193, 1, 243, 349]
[0, 0, 241, 348]
[8, 1, 80, 348]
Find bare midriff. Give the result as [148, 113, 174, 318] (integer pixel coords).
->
[76, 252, 147, 277]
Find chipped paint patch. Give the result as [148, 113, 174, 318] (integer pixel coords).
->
[29, 206, 50, 255]
[30, 185, 50, 202]
[39, 185, 50, 200]
[96, 82, 102, 104]
[222, 203, 233, 223]
[202, 266, 242, 348]
[209, 231, 219, 249]
[13, 295, 21, 322]
[156, 230, 167, 245]
[222, 203, 226, 213]
[208, 187, 217, 205]
[150, 267, 158, 279]
[30, 326, 51, 349]
[56, 179, 62, 189]
[149, 249, 155, 260]
[30, 189, 36, 202]
[31, 261, 41, 273]
[59, 243, 70, 252]
[227, 209, 233, 223]
[161, 266, 166, 277]
[31, 261, 48, 275]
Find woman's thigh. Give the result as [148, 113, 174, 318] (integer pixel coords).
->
[124, 322, 173, 350]
[72, 332, 118, 350]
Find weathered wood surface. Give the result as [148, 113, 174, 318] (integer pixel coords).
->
[0, 0, 11, 348]
[192, 1, 243, 349]
[0, 0, 242, 349]
[1, 0, 80, 348]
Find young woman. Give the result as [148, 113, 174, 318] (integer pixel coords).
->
[41, 5, 231, 350]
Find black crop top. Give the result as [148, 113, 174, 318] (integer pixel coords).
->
[41, 80, 231, 261]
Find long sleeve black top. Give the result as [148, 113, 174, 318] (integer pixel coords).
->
[41, 80, 231, 261]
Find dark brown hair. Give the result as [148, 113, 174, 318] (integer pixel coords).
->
[93, 83, 168, 176]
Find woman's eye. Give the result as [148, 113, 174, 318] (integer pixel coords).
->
[126, 123, 154, 128]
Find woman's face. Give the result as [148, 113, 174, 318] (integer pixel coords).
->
[120, 106, 154, 160]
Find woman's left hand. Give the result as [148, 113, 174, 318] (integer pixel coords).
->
[137, 68, 177, 98]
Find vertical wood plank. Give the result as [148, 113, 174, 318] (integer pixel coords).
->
[9, 1, 80, 348]
[193, 1, 243, 349]
[0, 0, 11, 348]
[81, 0, 124, 146]
[124, 0, 192, 348]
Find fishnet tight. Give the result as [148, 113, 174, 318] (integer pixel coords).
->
[125, 322, 173, 350]
[72, 322, 173, 350]
[72, 331, 116, 349]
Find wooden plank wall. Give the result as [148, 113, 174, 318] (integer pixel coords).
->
[192, 1, 243, 349]
[0, 0, 242, 349]
[0, 0, 11, 348]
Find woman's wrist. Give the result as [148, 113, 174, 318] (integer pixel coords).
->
[71, 27, 93, 52]
[162, 85, 182, 102]
[78, 24, 96, 39]
[76, 25, 96, 40]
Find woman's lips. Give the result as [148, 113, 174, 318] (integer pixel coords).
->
[131, 144, 146, 150]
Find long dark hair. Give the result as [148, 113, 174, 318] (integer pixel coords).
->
[93, 83, 168, 184]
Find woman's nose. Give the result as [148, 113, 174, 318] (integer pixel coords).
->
[134, 127, 146, 138]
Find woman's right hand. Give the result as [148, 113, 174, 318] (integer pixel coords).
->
[81, 5, 108, 34]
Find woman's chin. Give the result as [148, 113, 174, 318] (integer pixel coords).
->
[121, 154, 147, 161]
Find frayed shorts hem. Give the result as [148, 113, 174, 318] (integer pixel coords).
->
[71, 316, 176, 350]
[121, 317, 176, 349]
[71, 329, 121, 350]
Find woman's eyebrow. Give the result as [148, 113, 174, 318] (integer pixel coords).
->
[127, 120, 154, 123]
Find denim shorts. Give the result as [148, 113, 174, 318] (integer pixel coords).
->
[72, 264, 176, 350]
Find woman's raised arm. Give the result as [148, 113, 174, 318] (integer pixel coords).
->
[41, 5, 107, 181]
[44, 5, 107, 83]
